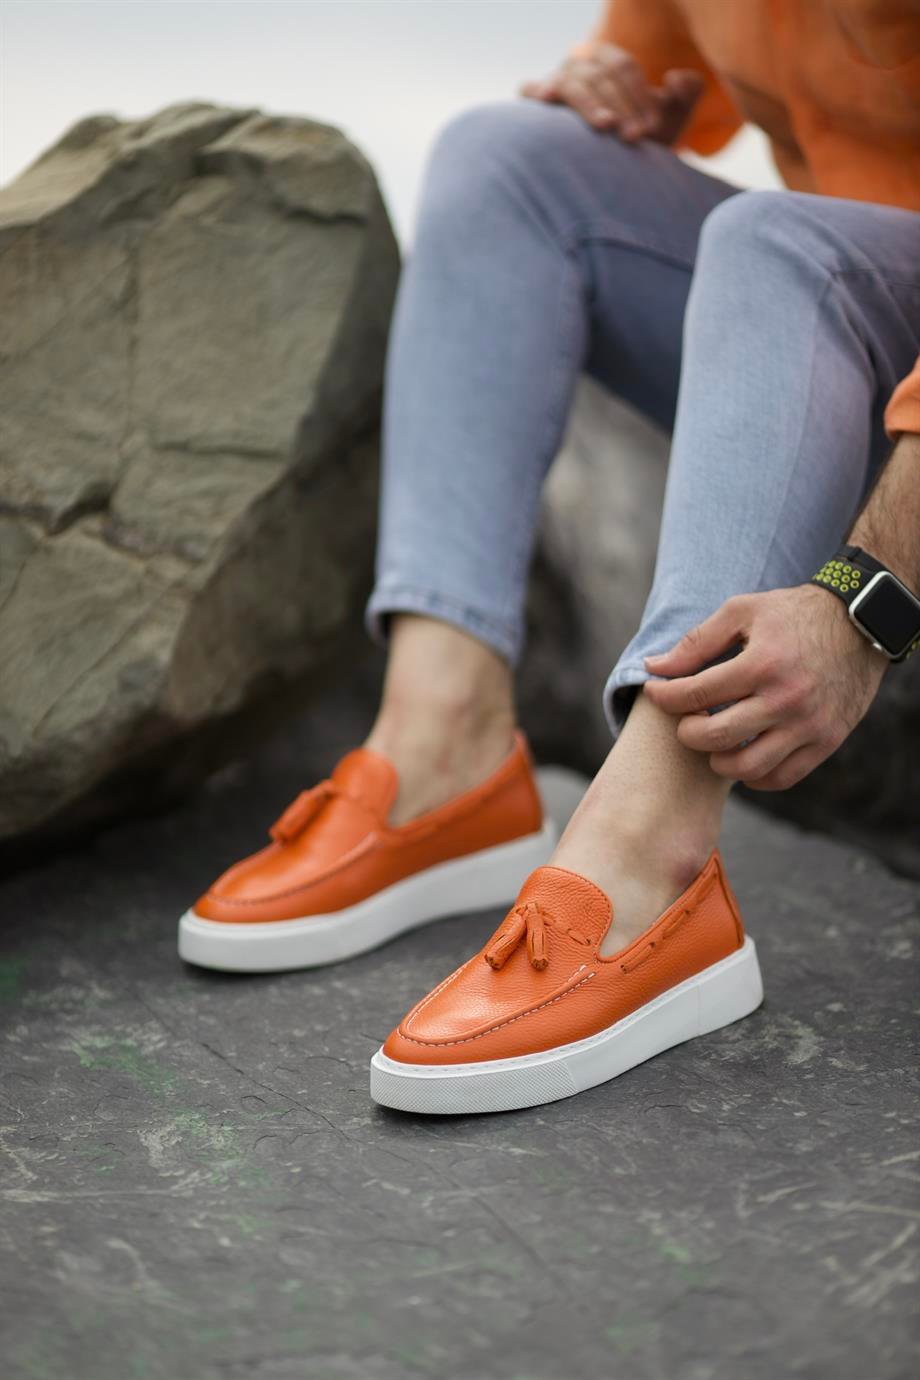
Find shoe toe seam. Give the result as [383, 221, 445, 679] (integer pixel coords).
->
[205, 837, 380, 906]
[397, 970, 596, 1048]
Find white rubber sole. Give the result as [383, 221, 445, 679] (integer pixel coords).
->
[177, 820, 557, 972]
[369, 936, 764, 1115]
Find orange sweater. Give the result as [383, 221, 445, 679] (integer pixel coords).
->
[588, 0, 920, 434]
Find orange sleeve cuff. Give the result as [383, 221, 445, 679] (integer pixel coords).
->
[886, 357, 920, 437]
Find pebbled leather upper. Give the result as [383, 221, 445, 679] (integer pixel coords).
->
[194, 731, 544, 923]
[382, 852, 746, 1066]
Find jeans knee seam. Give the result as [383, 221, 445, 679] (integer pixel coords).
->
[559, 217, 700, 272]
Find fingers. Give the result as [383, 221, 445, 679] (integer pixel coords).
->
[661, 68, 705, 107]
[645, 582, 874, 789]
[557, 72, 622, 130]
[521, 46, 659, 137]
[744, 742, 828, 792]
[522, 68, 620, 129]
[597, 53, 657, 137]
[680, 703, 831, 788]
[709, 727, 800, 784]
[644, 646, 761, 716]
[521, 55, 705, 144]
[519, 78, 561, 103]
[645, 597, 752, 680]
[675, 696, 776, 753]
[584, 69, 640, 132]
[649, 67, 706, 144]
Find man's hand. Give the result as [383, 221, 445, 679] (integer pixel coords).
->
[521, 44, 703, 143]
[642, 585, 888, 791]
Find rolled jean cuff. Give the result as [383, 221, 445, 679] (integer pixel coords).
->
[602, 661, 659, 742]
[365, 581, 521, 665]
[604, 639, 744, 741]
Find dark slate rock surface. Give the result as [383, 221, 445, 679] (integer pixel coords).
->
[1, 703, 918, 1379]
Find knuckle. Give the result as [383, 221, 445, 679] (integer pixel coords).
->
[798, 681, 820, 717]
[745, 646, 772, 679]
[682, 625, 704, 653]
[770, 760, 803, 790]
[758, 652, 782, 682]
[775, 675, 808, 713]
[712, 723, 742, 753]
[765, 684, 791, 716]
[763, 760, 786, 785]
[738, 758, 767, 783]
[816, 727, 843, 756]
[801, 713, 834, 750]
[761, 662, 794, 701]
[687, 684, 711, 714]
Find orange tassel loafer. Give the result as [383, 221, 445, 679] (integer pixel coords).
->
[178, 732, 555, 972]
[370, 852, 763, 1114]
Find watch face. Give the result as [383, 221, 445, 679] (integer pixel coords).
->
[852, 573, 920, 659]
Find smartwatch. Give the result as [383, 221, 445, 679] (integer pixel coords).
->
[811, 545, 920, 662]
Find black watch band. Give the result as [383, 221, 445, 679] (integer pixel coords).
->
[811, 545, 920, 662]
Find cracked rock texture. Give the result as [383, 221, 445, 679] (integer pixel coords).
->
[521, 379, 920, 878]
[0, 103, 398, 844]
[1, 686, 918, 1379]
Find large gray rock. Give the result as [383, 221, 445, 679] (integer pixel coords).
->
[520, 379, 920, 877]
[0, 104, 399, 849]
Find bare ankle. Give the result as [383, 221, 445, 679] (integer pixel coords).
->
[367, 708, 515, 824]
[367, 698, 514, 771]
[374, 615, 513, 726]
[366, 616, 516, 823]
[610, 817, 718, 891]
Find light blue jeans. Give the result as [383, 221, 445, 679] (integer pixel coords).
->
[366, 101, 920, 735]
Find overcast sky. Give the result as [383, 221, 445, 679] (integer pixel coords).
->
[1, 1, 775, 241]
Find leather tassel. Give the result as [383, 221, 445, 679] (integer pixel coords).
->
[526, 909, 548, 971]
[484, 910, 526, 970]
[270, 782, 334, 844]
[484, 902, 551, 971]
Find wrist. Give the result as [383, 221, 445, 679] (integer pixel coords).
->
[804, 582, 887, 670]
[811, 547, 920, 663]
